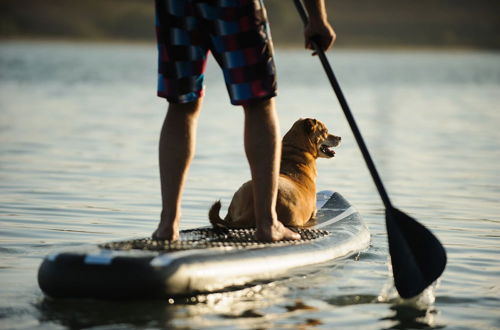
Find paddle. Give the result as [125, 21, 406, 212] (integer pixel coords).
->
[293, 0, 447, 299]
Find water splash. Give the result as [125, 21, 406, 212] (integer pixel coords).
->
[377, 257, 443, 328]
[377, 257, 439, 307]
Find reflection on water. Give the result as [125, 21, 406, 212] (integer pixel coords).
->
[1, 41, 500, 329]
[36, 283, 287, 329]
[381, 305, 442, 330]
[35, 279, 440, 329]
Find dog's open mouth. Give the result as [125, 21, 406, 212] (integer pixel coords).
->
[320, 144, 336, 157]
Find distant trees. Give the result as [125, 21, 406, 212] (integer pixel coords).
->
[1, 0, 499, 49]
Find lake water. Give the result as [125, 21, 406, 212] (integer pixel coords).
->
[0, 41, 499, 329]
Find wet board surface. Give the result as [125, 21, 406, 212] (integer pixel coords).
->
[38, 191, 370, 299]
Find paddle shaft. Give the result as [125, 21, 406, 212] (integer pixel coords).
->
[294, 1, 447, 299]
[293, 0, 393, 210]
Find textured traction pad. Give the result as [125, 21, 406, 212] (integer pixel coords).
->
[100, 227, 331, 252]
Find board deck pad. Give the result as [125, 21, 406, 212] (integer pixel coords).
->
[38, 191, 370, 299]
[101, 228, 331, 252]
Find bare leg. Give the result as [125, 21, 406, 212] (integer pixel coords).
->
[153, 98, 203, 240]
[243, 98, 301, 242]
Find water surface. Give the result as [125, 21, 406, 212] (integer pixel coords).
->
[0, 42, 499, 329]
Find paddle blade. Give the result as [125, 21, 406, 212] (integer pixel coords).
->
[386, 207, 447, 299]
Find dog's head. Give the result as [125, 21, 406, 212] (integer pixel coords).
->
[283, 118, 341, 159]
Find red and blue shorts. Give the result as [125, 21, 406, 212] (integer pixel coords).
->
[155, 0, 277, 106]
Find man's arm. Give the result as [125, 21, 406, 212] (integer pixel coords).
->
[302, 0, 336, 53]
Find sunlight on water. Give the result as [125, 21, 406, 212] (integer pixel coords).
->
[1, 41, 500, 329]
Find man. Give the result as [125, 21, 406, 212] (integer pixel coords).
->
[153, 0, 335, 242]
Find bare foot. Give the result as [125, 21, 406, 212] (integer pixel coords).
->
[255, 221, 301, 242]
[152, 227, 179, 241]
[152, 213, 180, 241]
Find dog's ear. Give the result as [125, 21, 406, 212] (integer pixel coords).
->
[304, 118, 318, 134]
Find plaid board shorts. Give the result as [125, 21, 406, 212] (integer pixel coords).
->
[155, 0, 277, 105]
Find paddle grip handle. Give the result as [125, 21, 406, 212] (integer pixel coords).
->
[293, 0, 393, 210]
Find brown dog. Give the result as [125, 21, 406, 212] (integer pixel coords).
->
[209, 118, 341, 229]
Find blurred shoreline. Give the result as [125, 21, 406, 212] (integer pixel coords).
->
[1, 0, 499, 50]
[1, 38, 499, 54]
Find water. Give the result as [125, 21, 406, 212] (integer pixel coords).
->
[1, 41, 499, 329]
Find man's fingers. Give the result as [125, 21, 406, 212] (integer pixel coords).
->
[306, 35, 331, 54]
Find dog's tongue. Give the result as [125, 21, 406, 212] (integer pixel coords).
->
[321, 144, 335, 157]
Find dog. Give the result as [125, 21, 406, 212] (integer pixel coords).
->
[209, 118, 341, 229]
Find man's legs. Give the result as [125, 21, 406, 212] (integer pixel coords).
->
[153, 98, 203, 240]
[243, 98, 301, 242]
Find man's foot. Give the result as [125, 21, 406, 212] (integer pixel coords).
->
[152, 227, 179, 241]
[255, 221, 301, 242]
[152, 213, 180, 241]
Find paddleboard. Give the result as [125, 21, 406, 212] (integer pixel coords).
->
[38, 190, 370, 299]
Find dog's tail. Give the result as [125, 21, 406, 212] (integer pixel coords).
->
[209, 200, 229, 229]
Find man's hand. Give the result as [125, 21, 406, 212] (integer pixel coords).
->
[304, 20, 336, 55]
[302, 0, 335, 55]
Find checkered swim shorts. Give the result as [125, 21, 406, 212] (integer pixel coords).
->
[155, 0, 277, 105]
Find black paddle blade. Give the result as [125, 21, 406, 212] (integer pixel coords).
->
[386, 207, 447, 299]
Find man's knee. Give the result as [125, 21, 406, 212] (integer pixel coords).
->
[167, 98, 203, 119]
[243, 97, 275, 117]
